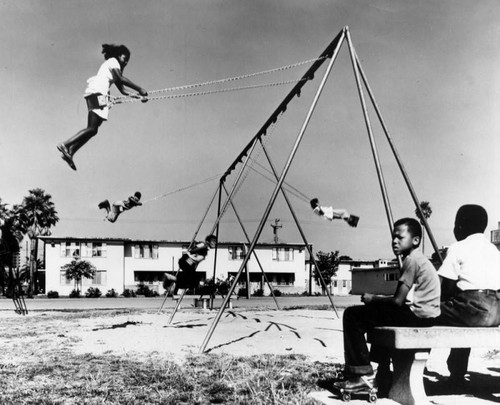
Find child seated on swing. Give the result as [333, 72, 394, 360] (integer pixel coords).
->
[163, 234, 217, 294]
[98, 191, 142, 223]
[310, 198, 359, 227]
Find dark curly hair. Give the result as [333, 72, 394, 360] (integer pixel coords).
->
[101, 44, 130, 60]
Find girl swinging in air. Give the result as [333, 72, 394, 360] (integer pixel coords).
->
[57, 44, 148, 170]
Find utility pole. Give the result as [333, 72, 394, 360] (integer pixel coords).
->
[271, 218, 282, 244]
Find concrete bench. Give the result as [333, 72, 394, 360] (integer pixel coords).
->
[367, 326, 500, 405]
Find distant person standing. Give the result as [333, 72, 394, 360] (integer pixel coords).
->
[437, 204, 500, 384]
[57, 44, 148, 170]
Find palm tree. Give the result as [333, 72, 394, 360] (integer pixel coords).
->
[415, 201, 432, 255]
[19, 189, 59, 296]
[62, 259, 96, 294]
[0, 203, 26, 296]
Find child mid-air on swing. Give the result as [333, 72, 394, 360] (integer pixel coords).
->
[57, 44, 148, 170]
[98, 192, 142, 223]
[163, 235, 217, 294]
[310, 198, 360, 227]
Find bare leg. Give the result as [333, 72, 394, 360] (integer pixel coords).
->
[163, 273, 177, 295]
[62, 112, 103, 157]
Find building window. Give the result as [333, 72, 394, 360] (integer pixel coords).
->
[92, 243, 107, 257]
[272, 247, 294, 261]
[133, 271, 166, 283]
[82, 270, 107, 286]
[228, 246, 245, 260]
[384, 273, 398, 281]
[60, 271, 72, 285]
[61, 242, 80, 258]
[61, 242, 107, 258]
[61, 270, 107, 286]
[134, 244, 159, 259]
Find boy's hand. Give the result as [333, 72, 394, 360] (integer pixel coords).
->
[361, 293, 374, 303]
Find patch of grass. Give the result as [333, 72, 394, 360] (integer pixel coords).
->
[0, 352, 340, 404]
[0, 310, 342, 404]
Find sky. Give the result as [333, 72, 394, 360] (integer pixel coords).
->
[1, 0, 500, 260]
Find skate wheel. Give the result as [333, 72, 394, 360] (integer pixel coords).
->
[368, 394, 377, 403]
[342, 392, 351, 402]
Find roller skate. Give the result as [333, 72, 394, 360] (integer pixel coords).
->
[333, 374, 378, 403]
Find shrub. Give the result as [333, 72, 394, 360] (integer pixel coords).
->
[252, 288, 264, 297]
[105, 288, 118, 298]
[69, 289, 81, 298]
[47, 290, 59, 299]
[271, 289, 282, 297]
[85, 287, 102, 298]
[237, 287, 247, 297]
[135, 284, 159, 297]
[136, 284, 150, 296]
[122, 289, 136, 298]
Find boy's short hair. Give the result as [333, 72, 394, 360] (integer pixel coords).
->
[394, 217, 422, 240]
[134, 191, 141, 199]
[456, 204, 488, 234]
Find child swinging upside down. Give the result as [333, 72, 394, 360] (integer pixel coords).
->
[57, 44, 148, 170]
[163, 235, 217, 294]
[310, 198, 359, 227]
[98, 192, 142, 223]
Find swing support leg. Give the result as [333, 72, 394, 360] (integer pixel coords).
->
[199, 31, 342, 354]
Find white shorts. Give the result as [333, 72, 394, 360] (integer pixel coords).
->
[85, 94, 109, 120]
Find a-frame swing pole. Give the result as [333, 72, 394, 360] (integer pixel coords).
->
[345, 28, 402, 267]
[166, 183, 221, 323]
[221, 183, 281, 310]
[200, 35, 342, 354]
[354, 55, 443, 264]
[259, 140, 339, 317]
[209, 184, 223, 309]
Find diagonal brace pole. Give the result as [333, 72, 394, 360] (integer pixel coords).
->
[199, 29, 344, 353]
[222, 184, 281, 310]
[259, 141, 338, 317]
[354, 54, 443, 263]
[345, 27, 402, 268]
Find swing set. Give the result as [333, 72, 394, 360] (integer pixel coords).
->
[128, 26, 443, 353]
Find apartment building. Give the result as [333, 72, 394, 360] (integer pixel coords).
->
[40, 236, 310, 296]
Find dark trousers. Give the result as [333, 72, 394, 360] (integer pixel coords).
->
[438, 289, 500, 378]
[177, 255, 200, 289]
[343, 302, 436, 375]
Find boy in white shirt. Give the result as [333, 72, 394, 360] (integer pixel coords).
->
[437, 204, 500, 383]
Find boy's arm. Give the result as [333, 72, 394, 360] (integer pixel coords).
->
[440, 275, 457, 301]
[362, 281, 410, 306]
[189, 242, 208, 255]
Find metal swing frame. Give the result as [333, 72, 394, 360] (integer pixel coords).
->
[163, 26, 444, 352]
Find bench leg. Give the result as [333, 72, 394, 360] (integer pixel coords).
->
[389, 349, 430, 405]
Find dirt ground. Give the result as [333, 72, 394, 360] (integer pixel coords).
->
[1, 306, 499, 404]
[44, 306, 499, 376]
